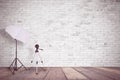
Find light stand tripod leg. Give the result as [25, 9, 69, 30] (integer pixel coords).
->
[17, 58, 27, 70]
[9, 58, 18, 74]
[9, 59, 15, 69]
[14, 58, 17, 70]
[9, 58, 27, 74]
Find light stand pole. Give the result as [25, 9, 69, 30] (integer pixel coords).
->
[9, 39, 27, 74]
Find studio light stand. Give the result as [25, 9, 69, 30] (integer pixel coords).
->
[9, 39, 27, 74]
[5, 26, 30, 74]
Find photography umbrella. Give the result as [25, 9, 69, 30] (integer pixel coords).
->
[5, 26, 29, 74]
[5, 26, 29, 43]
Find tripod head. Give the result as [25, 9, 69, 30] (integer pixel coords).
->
[35, 44, 43, 53]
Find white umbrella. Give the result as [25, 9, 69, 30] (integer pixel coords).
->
[5, 26, 29, 43]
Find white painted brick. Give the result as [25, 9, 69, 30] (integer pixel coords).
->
[0, 0, 120, 67]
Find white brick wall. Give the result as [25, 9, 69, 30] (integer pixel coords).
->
[0, 0, 120, 67]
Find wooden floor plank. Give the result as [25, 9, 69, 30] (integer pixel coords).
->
[0, 67, 27, 80]
[98, 68, 120, 75]
[0, 68, 11, 78]
[25, 67, 50, 80]
[44, 67, 67, 80]
[74, 67, 113, 80]
[108, 67, 120, 71]
[1, 67, 49, 80]
[62, 67, 88, 80]
[87, 67, 120, 80]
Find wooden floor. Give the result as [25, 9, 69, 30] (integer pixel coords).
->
[0, 67, 120, 80]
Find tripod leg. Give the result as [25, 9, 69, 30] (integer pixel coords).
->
[17, 58, 27, 70]
[14, 58, 18, 71]
[35, 67, 38, 75]
[9, 59, 15, 68]
[35, 61, 38, 75]
[9, 59, 16, 74]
